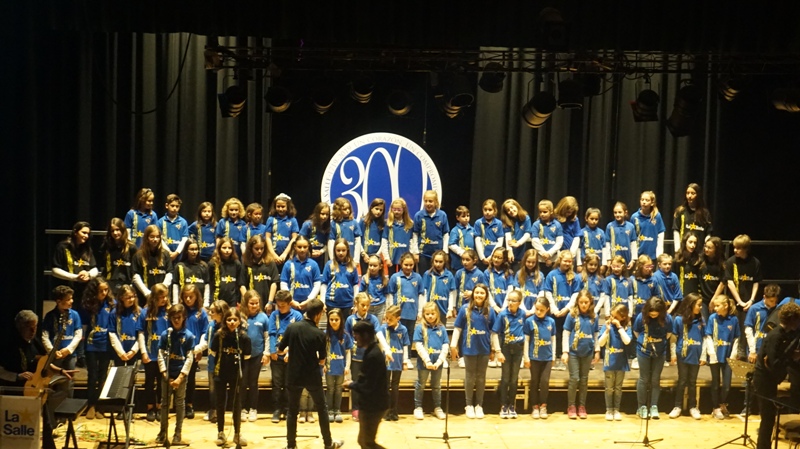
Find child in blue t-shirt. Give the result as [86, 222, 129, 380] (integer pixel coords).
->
[413, 302, 450, 420]
[500, 199, 532, 271]
[381, 198, 414, 273]
[422, 250, 457, 325]
[605, 202, 637, 270]
[633, 297, 674, 419]
[485, 247, 513, 314]
[630, 191, 666, 261]
[450, 284, 496, 419]
[523, 297, 556, 419]
[321, 238, 360, 319]
[328, 197, 363, 264]
[448, 205, 476, 272]
[379, 305, 410, 421]
[581, 253, 606, 315]
[599, 256, 634, 318]
[344, 292, 383, 422]
[299, 202, 331, 269]
[670, 294, 705, 420]
[267, 291, 304, 422]
[453, 249, 487, 318]
[474, 199, 505, 268]
[215, 197, 247, 258]
[362, 255, 389, 323]
[242, 291, 269, 422]
[599, 303, 632, 421]
[562, 290, 600, 419]
[125, 188, 158, 247]
[510, 249, 544, 314]
[156, 304, 195, 444]
[136, 284, 170, 421]
[412, 190, 450, 273]
[280, 237, 322, 308]
[158, 194, 190, 261]
[492, 290, 526, 418]
[359, 198, 385, 273]
[531, 199, 563, 272]
[265, 194, 299, 266]
[705, 294, 740, 420]
[387, 253, 424, 339]
[578, 208, 607, 268]
[652, 253, 683, 314]
[325, 308, 352, 423]
[179, 284, 209, 420]
[188, 201, 217, 262]
[543, 250, 583, 369]
[109, 285, 141, 367]
[242, 203, 267, 255]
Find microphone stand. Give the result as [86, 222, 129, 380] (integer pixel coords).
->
[234, 329, 243, 449]
[416, 355, 470, 448]
[711, 359, 757, 449]
[615, 340, 663, 448]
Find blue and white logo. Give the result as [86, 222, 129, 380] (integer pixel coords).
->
[321, 132, 442, 219]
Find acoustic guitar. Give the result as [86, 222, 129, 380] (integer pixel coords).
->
[24, 311, 66, 401]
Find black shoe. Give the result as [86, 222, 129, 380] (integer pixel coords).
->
[325, 439, 345, 449]
[186, 405, 195, 419]
[172, 434, 183, 445]
[115, 412, 124, 420]
[147, 409, 157, 422]
[155, 432, 167, 445]
[272, 410, 281, 423]
[209, 409, 218, 424]
[76, 357, 87, 369]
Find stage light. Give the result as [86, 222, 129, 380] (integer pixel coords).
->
[434, 72, 475, 118]
[577, 73, 602, 97]
[719, 77, 746, 102]
[350, 74, 374, 104]
[630, 89, 660, 122]
[218, 85, 246, 118]
[521, 91, 557, 128]
[479, 63, 506, 93]
[558, 78, 583, 109]
[667, 84, 703, 137]
[536, 7, 567, 50]
[312, 88, 335, 115]
[265, 86, 292, 113]
[772, 88, 800, 112]
[386, 90, 413, 116]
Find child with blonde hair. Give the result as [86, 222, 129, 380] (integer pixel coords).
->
[413, 302, 449, 420]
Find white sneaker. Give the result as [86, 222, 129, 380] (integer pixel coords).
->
[713, 408, 725, 420]
[248, 409, 258, 422]
[475, 405, 485, 419]
[531, 406, 540, 419]
[298, 414, 306, 423]
[690, 408, 702, 420]
[539, 405, 548, 419]
[406, 360, 415, 370]
[306, 412, 315, 423]
[614, 410, 622, 421]
[414, 407, 424, 420]
[434, 407, 446, 420]
[465, 405, 475, 419]
[605, 411, 614, 421]
[668, 407, 681, 419]
[631, 358, 639, 370]
[241, 409, 248, 421]
[458, 357, 465, 368]
[488, 360, 497, 368]
[664, 361, 670, 367]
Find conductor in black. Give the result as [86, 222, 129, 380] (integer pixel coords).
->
[278, 298, 344, 449]
[753, 302, 800, 449]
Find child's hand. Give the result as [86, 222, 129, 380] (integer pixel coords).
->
[561, 353, 569, 365]
[385, 353, 393, 364]
[262, 354, 270, 366]
[142, 353, 151, 364]
[402, 363, 408, 371]
[592, 351, 600, 364]
[524, 360, 531, 369]
[576, 265, 583, 273]
[496, 352, 506, 364]
[748, 353, 757, 364]
[670, 356, 677, 365]
[450, 348, 459, 361]
[426, 363, 436, 370]
[345, 368, 350, 377]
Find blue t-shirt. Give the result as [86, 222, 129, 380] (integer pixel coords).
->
[485, 268, 511, 308]
[125, 209, 158, 247]
[579, 225, 606, 262]
[585, 273, 604, 303]
[543, 269, 584, 311]
[474, 217, 504, 259]
[706, 313, 740, 364]
[321, 261, 359, 309]
[268, 308, 304, 360]
[299, 220, 329, 255]
[359, 218, 383, 256]
[633, 313, 673, 358]
[188, 221, 217, 260]
[524, 315, 556, 361]
[246, 311, 270, 358]
[448, 223, 476, 271]
[413, 323, 449, 368]
[281, 257, 321, 301]
[329, 218, 362, 257]
[388, 271, 425, 320]
[215, 217, 247, 256]
[110, 306, 141, 353]
[158, 327, 195, 377]
[564, 313, 599, 357]
[158, 214, 190, 253]
[379, 323, 410, 371]
[745, 300, 777, 354]
[631, 276, 655, 316]
[605, 220, 636, 264]
[492, 308, 526, 345]
[532, 219, 563, 256]
[454, 267, 487, 308]
[509, 271, 544, 311]
[80, 300, 116, 352]
[266, 215, 299, 256]
[362, 274, 388, 306]
[382, 221, 413, 266]
[326, 331, 353, 376]
[600, 324, 632, 371]
[423, 269, 457, 319]
[243, 223, 267, 244]
[137, 307, 169, 360]
[184, 305, 209, 351]
[560, 218, 581, 256]
[344, 313, 381, 361]
[652, 270, 683, 305]
[505, 216, 532, 263]
[673, 315, 705, 365]
[43, 308, 83, 351]
[630, 210, 665, 260]
[413, 209, 450, 258]
[603, 274, 633, 309]
[454, 305, 496, 356]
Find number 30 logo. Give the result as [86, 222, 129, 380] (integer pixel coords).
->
[321, 132, 443, 219]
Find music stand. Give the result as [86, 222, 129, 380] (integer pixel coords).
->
[416, 359, 470, 448]
[712, 358, 757, 449]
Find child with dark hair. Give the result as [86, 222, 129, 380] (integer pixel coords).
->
[210, 307, 251, 447]
[633, 297, 673, 419]
[669, 294, 705, 420]
[80, 278, 115, 419]
[155, 304, 195, 445]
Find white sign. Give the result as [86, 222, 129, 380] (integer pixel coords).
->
[0, 395, 40, 449]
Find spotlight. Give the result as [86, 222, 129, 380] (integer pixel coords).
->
[312, 88, 335, 115]
[265, 86, 292, 113]
[772, 88, 800, 112]
[719, 77, 746, 102]
[537, 7, 567, 50]
[479, 63, 506, 93]
[386, 90, 413, 116]
[434, 72, 474, 118]
[630, 89, 660, 122]
[350, 74, 374, 104]
[521, 91, 557, 128]
[218, 85, 246, 118]
[576, 73, 602, 97]
[558, 78, 583, 109]
[667, 84, 703, 137]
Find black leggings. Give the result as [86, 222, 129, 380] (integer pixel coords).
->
[529, 360, 552, 407]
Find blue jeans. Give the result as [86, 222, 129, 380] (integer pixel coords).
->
[499, 343, 523, 406]
[675, 361, 700, 409]
[414, 366, 443, 408]
[636, 353, 666, 407]
[464, 354, 489, 406]
[709, 362, 732, 407]
[567, 354, 592, 406]
[326, 374, 344, 412]
[604, 370, 625, 410]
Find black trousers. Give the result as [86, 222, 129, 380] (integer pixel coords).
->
[287, 384, 332, 448]
[358, 408, 387, 449]
[753, 370, 778, 449]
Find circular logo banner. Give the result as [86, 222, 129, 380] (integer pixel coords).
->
[321, 132, 442, 219]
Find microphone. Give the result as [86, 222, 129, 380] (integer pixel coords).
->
[167, 327, 173, 351]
